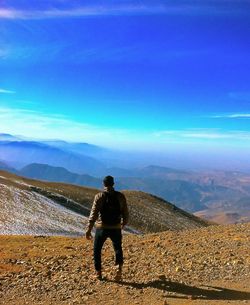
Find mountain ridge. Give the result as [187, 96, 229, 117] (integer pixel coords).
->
[0, 170, 209, 235]
[0, 140, 105, 175]
[3, 161, 250, 225]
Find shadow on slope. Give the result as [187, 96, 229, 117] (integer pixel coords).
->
[107, 279, 250, 301]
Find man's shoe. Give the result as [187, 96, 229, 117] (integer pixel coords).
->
[95, 270, 102, 280]
[114, 266, 122, 282]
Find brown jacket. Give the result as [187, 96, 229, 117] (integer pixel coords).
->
[86, 187, 129, 231]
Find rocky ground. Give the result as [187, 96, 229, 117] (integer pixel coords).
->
[1, 223, 250, 305]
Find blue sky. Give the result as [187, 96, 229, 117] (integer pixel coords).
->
[1, 0, 250, 154]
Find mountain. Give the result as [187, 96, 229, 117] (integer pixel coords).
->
[0, 160, 17, 173]
[0, 160, 11, 170]
[17, 163, 250, 224]
[19, 163, 130, 189]
[0, 140, 105, 175]
[194, 210, 249, 224]
[42, 140, 107, 157]
[194, 196, 250, 224]
[104, 165, 189, 178]
[118, 177, 207, 212]
[137, 165, 189, 177]
[114, 168, 250, 220]
[1, 222, 250, 304]
[20, 163, 102, 188]
[17, 163, 209, 212]
[0, 133, 21, 141]
[0, 170, 209, 235]
[17, 163, 207, 212]
[1, 134, 249, 224]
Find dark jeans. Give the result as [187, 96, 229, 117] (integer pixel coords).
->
[94, 228, 123, 271]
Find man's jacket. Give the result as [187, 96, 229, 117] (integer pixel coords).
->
[86, 187, 129, 231]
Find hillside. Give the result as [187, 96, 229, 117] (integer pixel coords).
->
[20, 163, 102, 188]
[0, 170, 209, 235]
[15, 162, 250, 224]
[1, 223, 249, 304]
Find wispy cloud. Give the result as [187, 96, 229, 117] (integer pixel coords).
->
[0, 2, 249, 20]
[154, 128, 250, 141]
[1, 107, 250, 149]
[0, 6, 166, 20]
[0, 88, 15, 94]
[211, 113, 250, 119]
[0, 106, 150, 148]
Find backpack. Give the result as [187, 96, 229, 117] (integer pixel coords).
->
[100, 191, 121, 225]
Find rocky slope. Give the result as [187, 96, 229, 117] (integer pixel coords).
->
[0, 223, 249, 304]
[0, 178, 88, 236]
[0, 170, 209, 235]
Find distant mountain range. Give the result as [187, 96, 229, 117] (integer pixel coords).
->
[0, 140, 105, 175]
[41, 140, 108, 157]
[20, 163, 102, 188]
[0, 133, 249, 224]
[0, 160, 17, 173]
[9, 162, 249, 224]
[0, 133, 22, 141]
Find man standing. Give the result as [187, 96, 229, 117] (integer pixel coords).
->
[85, 176, 129, 281]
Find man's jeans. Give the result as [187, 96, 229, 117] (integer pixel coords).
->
[94, 228, 123, 271]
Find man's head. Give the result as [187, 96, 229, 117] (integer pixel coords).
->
[103, 175, 114, 187]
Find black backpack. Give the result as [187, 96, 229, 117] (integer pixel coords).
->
[100, 191, 121, 225]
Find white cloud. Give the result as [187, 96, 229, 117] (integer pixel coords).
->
[0, 106, 150, 148]
[1, 107, 250, 150]
[154, 128, 250, 141]
[0, 2, 248, 20]
[0, 88, 15, 94]
[211, 113, 250, 119]
[0, 9, 17, 19]
[0, 6, 166, 20]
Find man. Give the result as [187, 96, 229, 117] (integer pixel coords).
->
[85, 175, 129, 281]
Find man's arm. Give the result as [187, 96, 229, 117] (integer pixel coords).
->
[85, 193, 102, 239]
[120, 193, 129, 228]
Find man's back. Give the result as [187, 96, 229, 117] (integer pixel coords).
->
[87, 187, 128, 230]
[100, 190, 122, 226]
[85, 176, 129, 281]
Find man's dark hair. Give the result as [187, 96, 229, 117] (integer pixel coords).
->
[103, 175, 114, 187]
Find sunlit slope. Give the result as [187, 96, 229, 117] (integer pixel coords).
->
[0, 172, 88, 236]
[0, 170, 209, 235]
